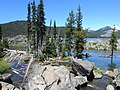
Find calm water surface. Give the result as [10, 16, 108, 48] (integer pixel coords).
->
[87, 38, 120, 42]
[83, 50, 120, 70]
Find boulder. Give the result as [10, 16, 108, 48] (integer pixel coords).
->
[0, 81, 20, 90]
[93, 71, 102, 79]
[105, 70, 114, 78]
[113, 69, 120, 88]
[26, 64, 88, 90]
[71, 59, 95, 81]
[106, 85, 114, 90]
[113, 74, 120, 87]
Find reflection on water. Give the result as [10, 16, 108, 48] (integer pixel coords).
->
[83, 50, 120, 70]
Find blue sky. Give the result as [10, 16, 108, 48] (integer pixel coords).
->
[0, 0, 120, 30]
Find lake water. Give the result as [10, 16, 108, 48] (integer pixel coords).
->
[86, 38, 120, 42]
[83, 50, 120, 70]
[84, 38, 120, 70]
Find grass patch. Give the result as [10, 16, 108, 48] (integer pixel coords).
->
[10, 46, 26, 51]
[3, 52, 11, 59]
[0, 58, 12, 73]
[93, 66, 101, 73]
[63, 56, 72, 61]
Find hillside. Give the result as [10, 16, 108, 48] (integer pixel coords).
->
[1, 20, 120, 38]
[1, 21, 66, 38]
[1, 20, 27, 37]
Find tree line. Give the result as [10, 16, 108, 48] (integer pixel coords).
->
[27, 0, 87, 60]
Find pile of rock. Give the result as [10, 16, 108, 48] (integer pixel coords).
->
[105, 69, 120, 90]
[25, 59, 104, 90]
[25, 64, 88, 90]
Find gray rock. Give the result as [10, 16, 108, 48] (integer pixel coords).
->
[71, 59, 95, 81]
[113, 74, 120, 87]
[93, 71, 102, 79]
[105, 70, 114, 77]
[106, 85, 114, 90]
[0, 81, 20, 90]
[114, 69, 120, 78]
[26, 64, 88, 90]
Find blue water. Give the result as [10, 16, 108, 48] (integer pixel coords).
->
[87, 38, 120, 42]
[83, 50, 120, 70]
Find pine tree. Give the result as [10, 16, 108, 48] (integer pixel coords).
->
[31, 0, 37, 53]
[0, 24, 2, 42]
[53, 20, 57, 40]
[27, 2, 31, 52]
[65, 10, 75, 56]
[109, 26, 118, 65]
[49, 20, 52, 37]
[37, 0, 46, 52]
[74, 5, 86, 58]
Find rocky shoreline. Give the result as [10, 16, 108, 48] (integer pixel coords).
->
[85, 40, 120, 51]
[8, 35, 120, 51]
[1, 51, 120, 90]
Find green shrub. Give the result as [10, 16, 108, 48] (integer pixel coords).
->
[0, 58, 11, 73]
[108, 64, 116, 71]
[0, 51, 6, 58]
[93, 66, 101, 73]
[63, 56, 72, 61]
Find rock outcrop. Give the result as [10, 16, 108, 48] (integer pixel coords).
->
[0, 81, 20, 90]
[71, 59, 95, 81]
[85, 40, 120, 51]
[25, 64, 88, 90]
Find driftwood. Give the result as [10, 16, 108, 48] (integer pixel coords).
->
[23, 55, 34, 84]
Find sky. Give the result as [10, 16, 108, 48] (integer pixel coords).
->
[0, 0, 120, 30]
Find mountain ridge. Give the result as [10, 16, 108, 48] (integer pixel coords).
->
[1, 20, 120, 38]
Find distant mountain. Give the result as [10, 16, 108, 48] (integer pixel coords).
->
[92, 26, 112, 37]
[1, 20, 66, 38]
[1, 20, 27, 37]
[1, 20, 120, 38]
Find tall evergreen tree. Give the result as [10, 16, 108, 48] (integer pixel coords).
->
[31, 0, 37, 52]
[74, 5, 86, 58]
[65, 10, 75, 56]
[53, 20, 57, 39]
[0, 24, 2, 42]
[109, 26, 118, 65]
[49, 20, 52, 37]
[27, 2, 31, 52]
[37, 0, 46, 52]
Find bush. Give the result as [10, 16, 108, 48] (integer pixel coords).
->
[108, 64, 116, 71]
[63, 56, 72, 61]
[0, 51, 6, 58]
[0, 58, 11, 73]
[93, 67, 101, 73]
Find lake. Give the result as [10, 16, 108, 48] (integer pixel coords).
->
[84, 38, 120, 70]
[86, 38, 120, 42]
[83, 50, 120, 70]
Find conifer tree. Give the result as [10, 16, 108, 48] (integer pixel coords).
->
[31, 0, 37, 52]
[53, 20, 57, 40]
[27, 2, 31, 52]
[0, 24, 2, 42]
[74, 5, 86, 58]
[49, 20, 52, 37]
[65, 10, 75, 56]
[109, 26, 118, 65]
[37, 0, 46, 51]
